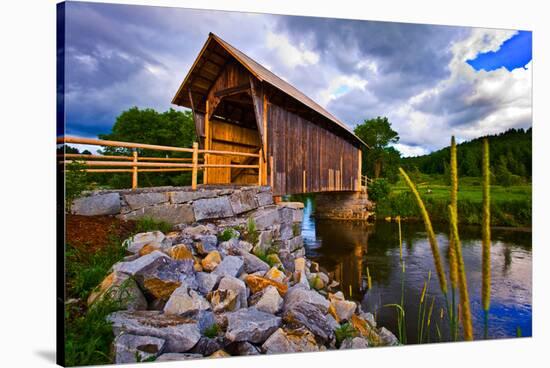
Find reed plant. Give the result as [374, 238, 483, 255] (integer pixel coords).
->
[482, 138, 492, 337]
[449, 136, 459, 340]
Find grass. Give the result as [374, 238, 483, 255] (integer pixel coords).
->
[65, 218, 164, 366]
[376, 173, 531, 227]
[218, 227, 239, 242]
[335, 322, 358, 347]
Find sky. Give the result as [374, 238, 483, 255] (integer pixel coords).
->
[61, 1, 532, 157]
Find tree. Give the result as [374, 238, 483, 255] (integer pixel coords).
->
[96, 107, 197, 188]
[353, 116, 400, 180]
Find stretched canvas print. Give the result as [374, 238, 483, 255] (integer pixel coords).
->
[56, 1, 532, 366]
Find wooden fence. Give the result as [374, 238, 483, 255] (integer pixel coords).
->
[57, 136, 261, 190]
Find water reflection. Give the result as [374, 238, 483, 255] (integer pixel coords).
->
[300, 197, 532, 343]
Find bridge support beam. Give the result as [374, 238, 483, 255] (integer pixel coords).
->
[314, 191, 374, 221]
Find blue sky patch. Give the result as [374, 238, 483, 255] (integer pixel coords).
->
[467, 31, 532, 72]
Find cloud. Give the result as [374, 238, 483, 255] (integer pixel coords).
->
[265, 32, 319, 68]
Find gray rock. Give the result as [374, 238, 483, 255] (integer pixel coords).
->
[123, 231, 168, 254]
[251, 207, 280, 230]
[229, 190, 259, 214]
[123, 192, 168, 211]
[71, 192, 120, 216]
[190, 337, 224, 356]
[164, 286, 210, 315]
[155, 353, 203, 361]
[90, 273, 148, 311]
[226, 341, 261, 356]
[113, 251, 170, 276]
[254, 286, 283, 314]
[193, 235, 218, 255]
[114, 333, 165, 363]
[278, 206, 294, 225]
[225, 308, 282, 344]
[193, 197, 233, 221]
[242, 253, 270, 274]
[108, 311, 201, 352]
[340, 337, 369, 350]
[170, 190, 217, 204]
[279, 223, 294, 241]
[134, 257, 195, 300]
[284, 285, 329, 313]
[256, 191, 273, 206]
[121, 204, 195, 225]
[262, 328, 319, 354]
[379, 327, 399, 346]
[196, 272, 220, 295]
[283, 301, 334, 343]
[331, 299, 357, 322]
[218, 276, 248, 309]
[360, 312, 377, 328]
[256, 230, 274, 251]
[213, 256, 244, 278]
[285, 236, 303, 252]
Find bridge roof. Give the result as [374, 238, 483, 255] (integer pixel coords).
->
[172, 33, 367, 148]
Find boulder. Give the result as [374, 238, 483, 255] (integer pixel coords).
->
[378, 327, 399, 346]
[135, 258, 194, 300]
[245, 275, 288, 296]
[108, 311, 201, 353]
[201, 251, 222, 272]
[169, 244, 194, 261]
[242, 253, 270, 274]
[123, 192, 168, 211]
[284, 285, 329, 313]
[189, 337, 224, 356]
[229, 190, 259, 214]
[114, 333, 165, 364]
[164, 285, 210, 315]
[265, 266, 286, 283]
[218, 276, 248, 309]
[255, 191, 273, 206]
[87, 272, 147, 311]
[225, 308, 282, 344]
[283, 301, 334, 343]
[209, 350, 231, 358]
[194, 235, 218, 255]
[170, 190, 217, 204]
[340, 337, 369, 350]
[226, 341, 260, 356]
[218, 239, 252, 256]
[265, 254, 283, 269]
[212, 256, 244, 278]
[121, 204, 195, 225]
[124, 231, 167, 254]
[196, 272, 220, 295]
[309, 274, 325, 290]
[262, 328, 319, 354]
[254, 286, 283, 314]
[155, 353, 203, 362]
[329, 299, 357, 323]
[71, 192, 120, 216]
[211, 289, 239, 312]
[139, 243, 161, 256]
[193, 197, 233, 221]
[113, 250, 170, 276]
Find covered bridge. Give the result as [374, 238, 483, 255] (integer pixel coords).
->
[172, 33, 367, 197]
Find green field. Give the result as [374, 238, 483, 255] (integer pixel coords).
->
[375, 174, 532, 227]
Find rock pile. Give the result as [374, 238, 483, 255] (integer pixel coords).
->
[90, 209, 397, 363]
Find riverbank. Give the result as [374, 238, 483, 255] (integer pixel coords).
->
[375, 176, 531, 227]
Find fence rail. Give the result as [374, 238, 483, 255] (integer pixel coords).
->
[57, 136, 261, 189]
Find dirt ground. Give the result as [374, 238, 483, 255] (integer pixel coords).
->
[65, 215, 136, 252]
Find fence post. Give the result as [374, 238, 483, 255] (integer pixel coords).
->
[258, 149, 263, 186]
[192, 142, 198, 190]
[132, 150, 138, 189]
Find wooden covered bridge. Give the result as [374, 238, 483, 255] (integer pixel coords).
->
[172, 33, 368, 197]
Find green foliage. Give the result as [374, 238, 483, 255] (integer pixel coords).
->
[242, 217, 259, 245]
[292, 223, 301, 237]
[335, 322, 358, 346]
[203, 323, 219, 338]
[354, 116, 401, 180]
[90, 107, 196, 189]
[134, 216, 173, 234]
[218, 227, 239, 242]
[65, 294, 123, 366]
[65, 161, 91, 212]
[402, 128, 532, 181]
[367, 178, 391, 202]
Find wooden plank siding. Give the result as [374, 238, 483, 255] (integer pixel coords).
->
[267, 102, 360, 196]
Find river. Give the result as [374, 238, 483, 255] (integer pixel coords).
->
[298, 196, 532, 343]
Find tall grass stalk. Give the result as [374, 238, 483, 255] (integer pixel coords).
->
[417, 271, 431, 343]
[397, 215, 403, 261]
[448, 204, 473, 340]
[399, 167, 448, 296]
[482, 138, 492, 338]
[449, 136, 459, 341]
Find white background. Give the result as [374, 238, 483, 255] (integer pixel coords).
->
[0, 1, 548, 367]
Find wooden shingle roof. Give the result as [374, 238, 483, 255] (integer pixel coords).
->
[172, 33, 367, 148]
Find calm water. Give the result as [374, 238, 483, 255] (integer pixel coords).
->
[299, 197, 532, 343]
